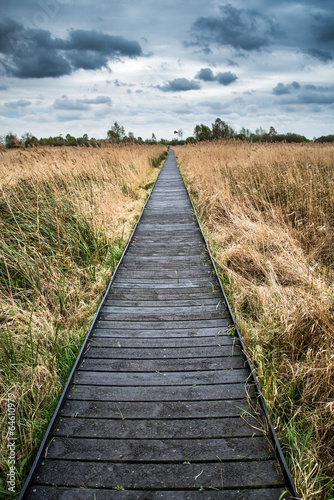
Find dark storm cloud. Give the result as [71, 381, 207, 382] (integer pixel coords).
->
[196, 68, 215, 81]
[273, 81, 334, 105]
[187, 4, 281, 52]
[66, 29, 142, 57]
[273, 81, 300, 96]
[312, 12, 334, 44]
[67, 50, 109, 71]
[306, 48, 333, 62]
[0, 18, 143, 78]
[196, 68, 238, 86]
[215, 72, 238, 85]
[53, 95, 111, 110]
[157, 78, 201, 92]
[5, 99, 31, 108]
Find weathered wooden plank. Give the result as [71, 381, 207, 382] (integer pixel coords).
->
[104, 298, 223, 307]
[88, 336, 237, 348]
[123, 256, 211, 267]
[47, 436, 273, 462]
[112, 279, 218, 287]
[68, 382, 255, 401]
[26, 486, 290, 500]
[61, 398, 260, 419]
[74, 369, 250, 386]
[33, 461, 284, 489]
[98, 309, 229, 322]
[94, 320, 234, 331]
[110, 282, 220, 289]
[120, 262, 211, 270]
[101, 304, 224, 314]
[92, 326, 232, 338]
[108, 288, 221, 299]
[132, 237, 203, 244]
[85, 345, 242, 359]
[54, 416, 263, 439]
[115, 269, 215, 278]
[78, 356, 245, 372]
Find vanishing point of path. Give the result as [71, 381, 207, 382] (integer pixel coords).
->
[21, 151, 297, 499]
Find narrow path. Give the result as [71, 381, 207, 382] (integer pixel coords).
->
[21, 151, 296, 499]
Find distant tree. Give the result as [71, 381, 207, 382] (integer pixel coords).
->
[53, 136, 65, 146]
[193, 124, 212, 142]
[315, 135, 334, 143]
[5, 133, 21, 148]
[107, 121, 125, 142]
[269, 126, 277, 136]
[255, 127, 267, 136]
[185, 136, 195, 144]
[22, 132, 39, 147]
[237, 127, 251, 140]
[151, 133, 157, 142]
[285, 133, 309, 143]
[211, 118, 233, 139]
[65, 133, 77, 146]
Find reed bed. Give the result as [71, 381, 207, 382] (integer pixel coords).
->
[174, 141, 334, 499]
[0, 143, 167, 496]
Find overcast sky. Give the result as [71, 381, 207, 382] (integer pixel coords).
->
[0, 0, 333, 140]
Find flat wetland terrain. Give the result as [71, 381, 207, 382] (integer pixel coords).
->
[175, 141, 334, 499]
[0, 143, 167, 497]
[1, 141, 334, 499]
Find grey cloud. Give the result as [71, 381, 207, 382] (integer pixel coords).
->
[81, 96, 111, 105]
[196, 68, 238, 86]
[188, 4, 281, 52]
[56, 112, 84, 122]
[273, 81, 300, 95]
[66, 29, 142, 57]
[215, 72, 238, 85]
[114, 79, 128, 87]
[53, 95, 111, 110]
[0, 18, 143, 79]
[307, 48, 333, 62]
[54, 97, 90, 111]
[312, 13, 334, 44]
[5, 99, 31, 108]
[157, 78, 201, 92]
[196, 68, 215, 81]
[67, 50, 109, 71]
[273, 81, 334, 105]
[273, 83, 292, 95]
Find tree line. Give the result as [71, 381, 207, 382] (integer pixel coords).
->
[1, 119, 333, 149]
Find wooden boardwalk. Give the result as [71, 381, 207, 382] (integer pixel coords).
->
[21, 151, 297, 499]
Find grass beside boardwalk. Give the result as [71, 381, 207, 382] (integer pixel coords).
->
[0, 144, 167, 497]
[175, 141, 334, 500]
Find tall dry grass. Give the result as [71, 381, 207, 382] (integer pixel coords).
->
[174, 141, 334, 500]
[0, 144, 167, 497]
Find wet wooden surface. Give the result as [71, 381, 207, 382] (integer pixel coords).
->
[25, 151, 291, 499]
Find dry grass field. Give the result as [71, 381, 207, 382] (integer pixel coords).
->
[0, 143, 167, 496]
[174, 141, 334, 499]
